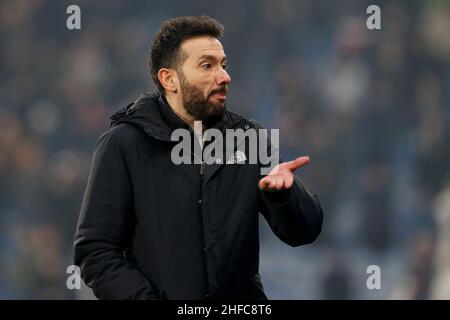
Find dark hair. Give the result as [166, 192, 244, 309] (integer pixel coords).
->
[149, 16, 225, 93]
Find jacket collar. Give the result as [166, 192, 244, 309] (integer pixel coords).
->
[157, 94, 192, 132]
[110, 92, 244, 141]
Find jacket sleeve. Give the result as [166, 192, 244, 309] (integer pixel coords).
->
[258, 176, 323, 247]
[73, 130, 159, 300]
[251, 120, 323, 247]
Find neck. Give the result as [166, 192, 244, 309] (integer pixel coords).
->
[164, 93, 196, 128]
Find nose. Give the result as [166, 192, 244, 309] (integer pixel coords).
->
[216, 67, 231, 86]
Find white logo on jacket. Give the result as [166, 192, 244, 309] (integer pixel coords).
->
[226, 150, 247, 164]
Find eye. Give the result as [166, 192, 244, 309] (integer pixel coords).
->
[222, 63, 228, 70]
[201, 63, 212, 70]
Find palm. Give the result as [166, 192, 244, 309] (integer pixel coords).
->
[258, 156, 310, 191]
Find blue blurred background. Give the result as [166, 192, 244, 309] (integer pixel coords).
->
[1, 0, 449, 299]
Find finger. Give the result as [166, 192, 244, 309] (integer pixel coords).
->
[283, 156, 310, 172]
[260, 176, 282, 191]
[259, 176, 276, 190]
[258, 177, 270, 190]
[274, 177, 284, 190]
[283, 175, 294, 189]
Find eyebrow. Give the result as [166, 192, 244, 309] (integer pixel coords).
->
[197, 54, 227, 63]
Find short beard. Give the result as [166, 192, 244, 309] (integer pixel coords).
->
[178, 70, 227, 128]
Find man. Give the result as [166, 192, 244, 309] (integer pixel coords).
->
[74, 15, 323, 300]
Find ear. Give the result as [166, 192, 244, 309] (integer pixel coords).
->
[157, 68, 178, 93]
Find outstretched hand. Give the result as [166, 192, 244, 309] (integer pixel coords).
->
[258, 156, 310, 192]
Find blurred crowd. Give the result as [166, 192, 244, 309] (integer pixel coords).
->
[0, 0, 449, 299]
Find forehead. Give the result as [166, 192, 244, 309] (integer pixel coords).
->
[180, 36, 226, 61]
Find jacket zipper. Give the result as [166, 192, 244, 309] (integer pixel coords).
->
[190, 143, 209, 296]
[200, 161, 205, 175]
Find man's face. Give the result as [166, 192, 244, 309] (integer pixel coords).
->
[176, 36, 231, 127]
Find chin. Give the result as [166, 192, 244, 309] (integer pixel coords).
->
[211, 100, 226, 109]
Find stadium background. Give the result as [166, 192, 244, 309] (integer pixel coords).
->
[0, 0, 449, 299]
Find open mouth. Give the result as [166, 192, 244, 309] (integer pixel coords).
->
[210, 90, 227, 101]
[213, 92, 227, 100]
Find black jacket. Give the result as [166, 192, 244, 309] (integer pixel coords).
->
[73, 92, 323, 300]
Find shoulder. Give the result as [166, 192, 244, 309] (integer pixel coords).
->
[108, 123, 145, 141]
[96, 123, 146, 152]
